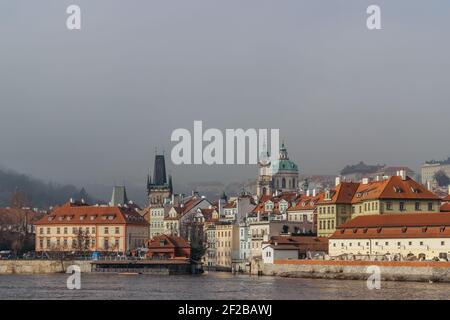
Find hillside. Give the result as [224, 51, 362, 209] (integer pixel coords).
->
[0, 167, 102, 209]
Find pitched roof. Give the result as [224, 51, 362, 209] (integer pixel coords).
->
[33, 201, 148, 226]
[441, 203, 450, 212]
[147, 234, 190, 249]
[287, 193, 324, 212]
[352, 176, 439, 203]
[443, 195, 450, 202]
[337, 213, 450, 229]
[317, 182, 359, 205]
[331, 213, 450, 239]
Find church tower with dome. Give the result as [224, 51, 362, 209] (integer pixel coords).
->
[256, 142, 299, 197]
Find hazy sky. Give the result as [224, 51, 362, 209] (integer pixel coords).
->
[1, 0, 449, 188]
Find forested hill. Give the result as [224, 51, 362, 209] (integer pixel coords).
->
[0, 167, 103, 209]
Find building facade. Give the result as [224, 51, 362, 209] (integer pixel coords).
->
[329, 213, 450, 261]
[34, 201, 149, 253]
[317, 172, 441, 237]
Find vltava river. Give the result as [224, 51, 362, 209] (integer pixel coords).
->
[1, 272, 449, 300]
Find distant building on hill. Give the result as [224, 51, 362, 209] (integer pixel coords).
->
[421, 157, 450, 186]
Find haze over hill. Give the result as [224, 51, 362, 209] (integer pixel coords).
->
[0, 167, 102, 209]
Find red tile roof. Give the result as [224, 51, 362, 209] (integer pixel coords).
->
[317, 182, 360, 205]
[352, 176, 439, 203]
[287, 193, 324, 211]
[331, 213, 450, 240]
[337, 213, 450, 229]
[147, 234, 190, 249]
[441, 203, 450, 212]
[33, 201, 148, 226]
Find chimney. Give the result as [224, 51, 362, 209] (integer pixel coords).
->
[69, 198, 74, 204]
[427, 181, 432, 191]
[306, 189, 310, 197]
[335, 176, 341, 186]
[448, 185, 450, 195]
[362, 178, 369, 185]
[398, 170, 407, 181]
[312, 189, 316, 197]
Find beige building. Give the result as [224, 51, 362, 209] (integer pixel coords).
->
[421, 159, 450, 185]
[215, 223, 239, 269]
[329, 213, 450, 261]
[34, 201, 149, 253]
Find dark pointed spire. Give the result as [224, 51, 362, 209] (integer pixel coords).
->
[168, 174, 173, 195]
[153, 153, 167, 185]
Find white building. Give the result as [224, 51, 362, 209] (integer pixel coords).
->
[329, 213, 450, 261]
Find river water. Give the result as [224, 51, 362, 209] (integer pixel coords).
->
[0, 272, 449, 300]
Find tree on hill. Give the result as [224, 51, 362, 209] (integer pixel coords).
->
[434, 170, 450, 187]
[340, 161, 384, 176]
[0, 167, 102, 209]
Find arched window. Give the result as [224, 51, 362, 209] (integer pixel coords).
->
[282, 178, 286, 189]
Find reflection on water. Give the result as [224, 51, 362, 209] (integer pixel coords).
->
[1, 272, 449, 300]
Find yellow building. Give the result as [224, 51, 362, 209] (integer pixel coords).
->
[351, 175, 441, 218]
[317, 182, 359, 237]
[317, 173, 441, 237]
[34, 201, 149, 253]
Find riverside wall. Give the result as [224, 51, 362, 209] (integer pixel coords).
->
[0, 260, 92, 274]
[262, 260, 450, 282]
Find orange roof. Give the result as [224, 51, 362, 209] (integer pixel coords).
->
[331, 213, 450, 240]
[287, 193, 324, 211]
[33, 201, 148, 226]
[352, 176, 440, 204]
[441, 203, 450, 212]
[318, 182, 359, 205]
[443, 195, 450, 202]
[337, 213, 450, 229]
[147, 234, 190, 249]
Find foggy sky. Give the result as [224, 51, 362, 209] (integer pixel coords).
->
[1, 0, 449, 189]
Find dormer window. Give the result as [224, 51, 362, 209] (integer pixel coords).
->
[394, 187, 403, 193]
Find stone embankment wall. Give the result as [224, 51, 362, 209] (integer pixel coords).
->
[0, 260, 92, 274]
[263, 260, 450, 282]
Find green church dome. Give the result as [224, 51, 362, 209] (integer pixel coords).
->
[271, 159, 298, 172]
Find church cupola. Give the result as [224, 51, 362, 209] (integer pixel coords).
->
[279, 142, 288, 160]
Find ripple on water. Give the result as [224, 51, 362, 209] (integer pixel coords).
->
[0, 273, 450, 300]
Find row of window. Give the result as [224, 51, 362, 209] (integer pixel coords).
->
[319, 219, 335, 231]
[318, 206, 335, 215]
[151, 221, 164, 228]
[333, 240, 446, 247]
[39, 226, 121, 235]
[38, 237, 121, 249]
[217, 230, 232, 237]
[217, 241, 231, 248]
